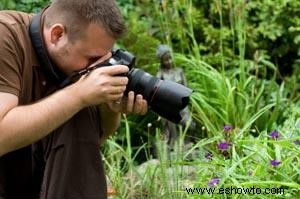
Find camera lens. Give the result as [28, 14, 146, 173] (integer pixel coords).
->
[107, 49, 193, 123]
[126, 68, 193, 123]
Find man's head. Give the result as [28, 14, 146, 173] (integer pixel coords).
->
[43, 0, 125, 75]
[156, 44, 173, 69]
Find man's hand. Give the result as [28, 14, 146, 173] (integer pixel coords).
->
[99, 91, 148, 144]
[70, 65, 129, 107]
[106, 91, 148, 115]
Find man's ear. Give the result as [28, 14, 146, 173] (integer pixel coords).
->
[49, 23, 66, 45]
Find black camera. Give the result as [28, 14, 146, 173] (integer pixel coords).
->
[60, 49, 193, 124]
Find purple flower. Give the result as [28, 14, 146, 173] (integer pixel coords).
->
[223, 125, 233, 132]
[218, 142, 230, 150]
[208, 177, 220, 187]
[293, 140, 300, 145]
[269, 130, 280, 139]
[270, 160, 281, 166]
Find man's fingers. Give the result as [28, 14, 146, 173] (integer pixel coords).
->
[109, 76, 129, 86]
[126, 91, 134, 113]
[88, 65, 129, 86]
[109, 93, 124, 101]
[109, 86, 126, 95]
[140, 100, 148, 115]
[133, 94, 144, 114]
[95, 65, 129, 76]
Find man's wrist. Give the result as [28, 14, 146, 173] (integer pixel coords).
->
[63, 84, 87, 109]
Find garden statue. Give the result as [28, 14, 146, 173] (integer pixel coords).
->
[156, 44, 195, 149]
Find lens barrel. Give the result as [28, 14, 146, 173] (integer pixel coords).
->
[127, 68, 193, 124]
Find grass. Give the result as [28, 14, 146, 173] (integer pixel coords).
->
[103, 113, 299, 198]
[103, 113, 300, 198]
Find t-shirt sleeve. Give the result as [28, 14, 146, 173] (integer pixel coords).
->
[0, 23, 22, 97]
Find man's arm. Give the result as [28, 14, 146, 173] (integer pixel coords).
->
[0, 86, 84, 156]
[99, 103, 121, 144]
[0, 65, 129, 156]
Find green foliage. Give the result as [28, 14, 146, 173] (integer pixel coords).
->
[118, 9, 160, 75]
[111, 1, 300, 198]
[118, 0, 299, 77]
[245, 0, 300, 76]
[176, 53, 288, 137]
[116, 0, 299, 141]
[0, 0, 49, 12]
[103, 118, 300, 198]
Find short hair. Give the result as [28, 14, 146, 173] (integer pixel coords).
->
[44, 0, 125, 41]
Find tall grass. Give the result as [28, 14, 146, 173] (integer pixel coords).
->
[103, 111, 300, 198]
[176, 53, 282, 137]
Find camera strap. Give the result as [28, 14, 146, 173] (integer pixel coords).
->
[29, 11, 66, 85]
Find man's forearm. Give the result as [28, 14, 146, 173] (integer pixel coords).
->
[0, 86, 84, 156]
[99, 104, 121, 144]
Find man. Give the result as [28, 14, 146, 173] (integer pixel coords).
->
[0, 0, 147, 198]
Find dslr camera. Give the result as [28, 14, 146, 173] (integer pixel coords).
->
[61, 49, 193, 124]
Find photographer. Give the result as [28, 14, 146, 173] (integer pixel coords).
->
[0, 0, 147, 198]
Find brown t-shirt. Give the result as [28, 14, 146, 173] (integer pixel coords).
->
[0, 11, 106, 199]
[0, 10, 42, 104]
